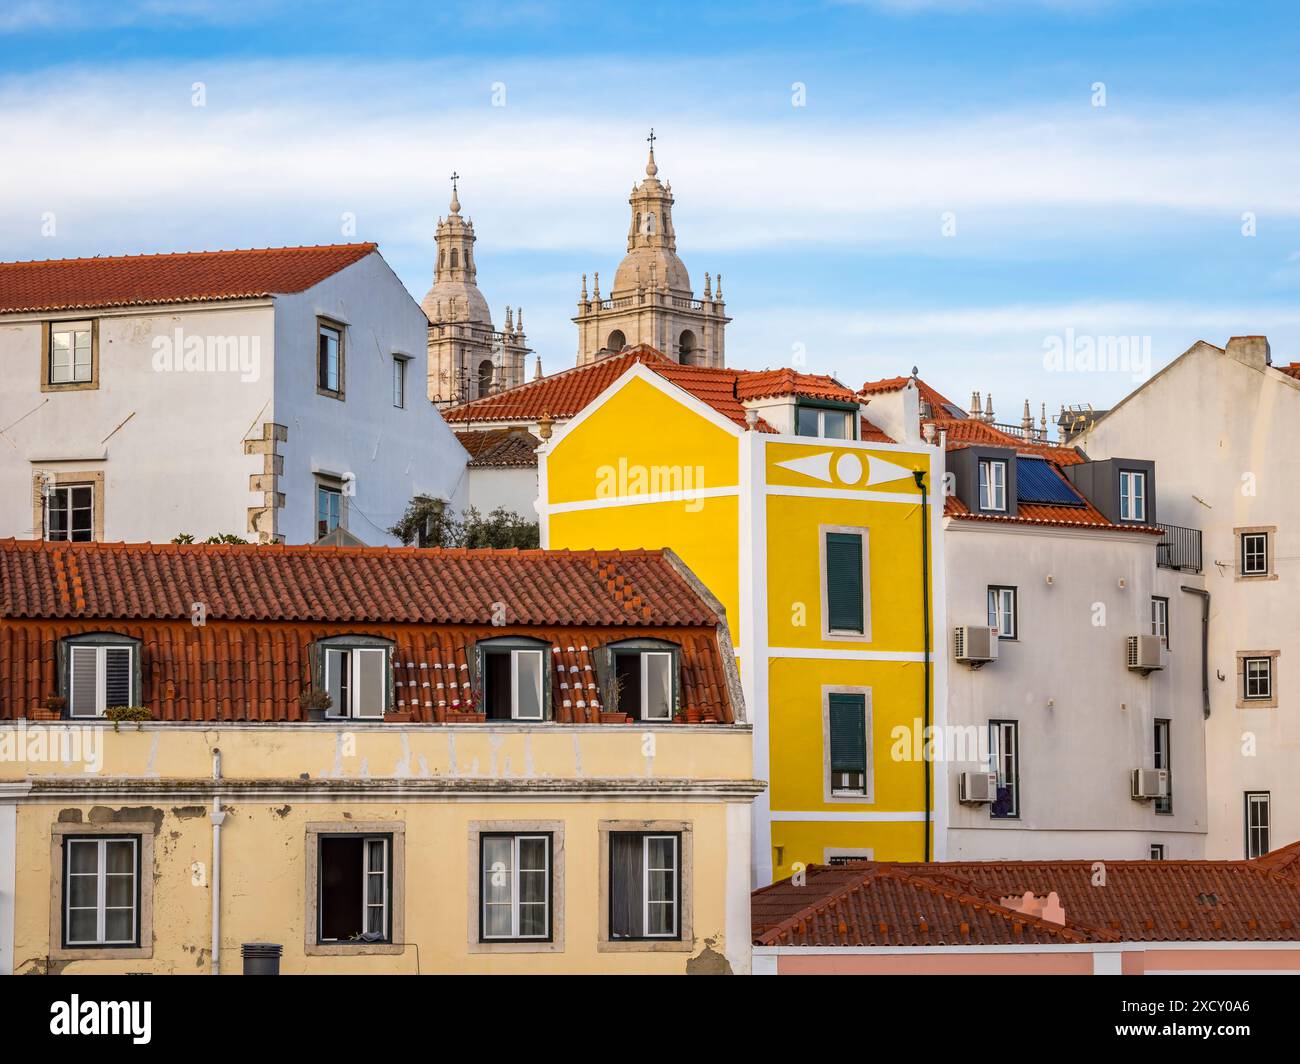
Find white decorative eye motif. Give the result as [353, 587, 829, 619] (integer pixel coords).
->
[835, 452, 863, 486]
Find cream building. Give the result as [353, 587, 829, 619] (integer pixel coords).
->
[1075, 336, 1300, 859]
[574, 135, 730, 367]
[423, 177, 534, 406]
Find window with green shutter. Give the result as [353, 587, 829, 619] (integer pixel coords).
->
[828, 693, 867, 795]
[825, 531, 865, 634]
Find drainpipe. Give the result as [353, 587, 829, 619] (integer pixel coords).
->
[913, 470, 933, 862]
[210, 748, 226, 975]
[1180, 587, 1211, 718]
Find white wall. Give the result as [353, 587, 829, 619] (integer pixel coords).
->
[1079, 339, 1300, 858]
[0, 302, 275, 542]
[273, 252, 467, 545]
[944, 521, 1208, 860]
[465, 466, 538, 518]
[0, 251, 468, 547]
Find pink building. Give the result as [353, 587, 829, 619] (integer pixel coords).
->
[752, 844, 1300, 975]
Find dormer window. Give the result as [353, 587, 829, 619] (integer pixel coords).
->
[61, 635, 142, 717]
[314, 636, 392, 719]
[607, 643, 679, 721]
[979, 459, 1007, 512]
[1119, 469, 1146, 522]
[479, 639, 548, 721]
[796, 402, 855, 440]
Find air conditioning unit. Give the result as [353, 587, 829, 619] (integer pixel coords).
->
[954, 625, 998, 667]
[1130, 768, 1169, 800]
[958, 771, 999, 803]
[1126, 634, 1165, 673]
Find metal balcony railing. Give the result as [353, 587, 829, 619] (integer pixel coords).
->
[1155, 522, 1202, 573]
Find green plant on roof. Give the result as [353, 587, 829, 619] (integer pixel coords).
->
[104, 706, 151, 731]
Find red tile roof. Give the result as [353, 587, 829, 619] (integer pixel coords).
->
[734, 367, 855, 403]
[455, 428, 540, 468]
[754, 858, 1300, 946]
[0, 540, 736, 723]
[931, 417, 1085, 465]
[0, 539, 716, 627]
[0, 244, 377, 314]
[859, 375, 962, 415]
[753, 864, 1103, 947]
[943, 486, 1163, 535]
[444, 345, 872, 436]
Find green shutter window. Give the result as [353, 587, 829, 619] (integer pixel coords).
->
[825, 532, 864, 633]
[829, 694, 867, 775]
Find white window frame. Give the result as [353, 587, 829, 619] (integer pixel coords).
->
[324, 646, 387, 718]
[1151, 596, 1169, 646]
[1119, 470, 1146, 522]
[68, 644, 135, 717]
[316, 482, 343, 538]
[640, 651, 674, 721]
[1245, 792, 1270, 859]
[1241, 532, 1268, 576]
[363, 837, 389, 939]
[642, 834, 679, 939]
[392, 354, 408, 409]
[1149, 844, 1165, 861]
[480, 833, 551, 941]
[979, 459, 1007, 512]
[46, 482, 95, 542]
[49, 321, 94, 384]
[64, 837, 138, 947]
[990, 719, 1019, 819]
[1243, 656, 1272, 701]
[318, 321, 343, 395]
[1153, 717, 1172, 815]
[797, 405, 854, 440]
[987, 586, 1016, 639]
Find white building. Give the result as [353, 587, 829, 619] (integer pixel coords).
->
[863, 376, 1208, 861]
[1076, 336, 1299, 859]
[0, 243, 467, 545]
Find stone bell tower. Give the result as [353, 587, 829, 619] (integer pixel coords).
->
[573, 131, 730, 367]
[422, 174, 532, 406]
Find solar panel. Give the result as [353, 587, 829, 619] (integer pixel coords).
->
[1016, 456, 1085, 506]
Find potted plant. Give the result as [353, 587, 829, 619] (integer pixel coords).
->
[33, 694, 66, 721]
[301, 687, 332, 721]
[600, 674, 629, 724]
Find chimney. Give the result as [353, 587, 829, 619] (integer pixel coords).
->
[1226, 335, 1271, 369]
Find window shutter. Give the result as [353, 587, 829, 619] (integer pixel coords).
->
[69, 646, 99, 715]
[828, 694, 866, 774]
[825, 533, 864, 633]
[104, 647, 133, 708]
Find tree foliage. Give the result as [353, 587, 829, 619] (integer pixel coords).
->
[388, 499, 539, 549]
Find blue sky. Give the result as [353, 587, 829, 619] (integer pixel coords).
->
[2, 0, 1298, 416]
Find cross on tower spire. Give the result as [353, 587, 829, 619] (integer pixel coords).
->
[449, 171, 461, 214]
[645, 128, 658, 177]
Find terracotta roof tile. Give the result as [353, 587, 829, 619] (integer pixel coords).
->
[753, 864, 1102, 947]
[455, 428, 540, 468]
[0, 540, 735, 724]
[445, 344, 862, 434]
[755, 858, 1300, 946]
[0, 244, 377, 314]
[0, 539, 716, 627]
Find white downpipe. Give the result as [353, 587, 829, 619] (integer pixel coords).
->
[210, 748, 226, 976]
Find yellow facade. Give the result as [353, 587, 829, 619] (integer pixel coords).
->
[542, 364, 944, 883]
[0, 723, 758, 974]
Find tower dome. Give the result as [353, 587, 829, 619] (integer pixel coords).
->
[610, 139, 691, 296]
[420, 175, 493, 325]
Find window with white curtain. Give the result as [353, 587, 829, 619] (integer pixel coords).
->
[482, 645, 547, 721]
[610, 833, 680, 940]
[63, 836, 139, 947]
[480, 834, 551, 940]
[978, 459, 1007, 512]
[318, 835, 390, 943]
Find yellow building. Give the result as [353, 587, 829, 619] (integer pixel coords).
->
[0, 539, 760, 974]
[538, 357, 946, 883]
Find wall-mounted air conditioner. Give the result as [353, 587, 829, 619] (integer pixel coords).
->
[954, 625, 998, 667]
[958, 771, 999, 803]
[1126, 634, 1165, 674]
[1130, 768, 1169, 800]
